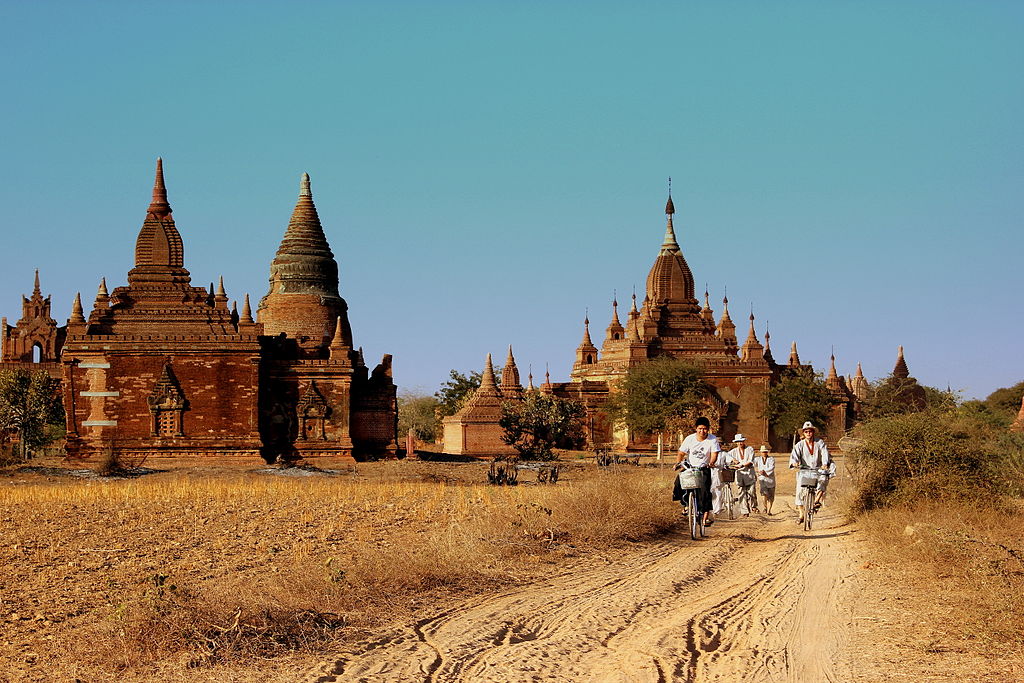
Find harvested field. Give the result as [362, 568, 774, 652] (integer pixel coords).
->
[2, 455, 1021, 681]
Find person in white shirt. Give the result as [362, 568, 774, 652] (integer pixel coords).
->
[675, 416, 721, 527]
[754, 445, 776, 515]
[789, 421, 831, 524]
[710, 443, 736, 517]
[727, 434, 758, 516]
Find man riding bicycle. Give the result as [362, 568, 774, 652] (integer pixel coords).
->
[675, 416, 720, 527]
[789, 421, 831, 525]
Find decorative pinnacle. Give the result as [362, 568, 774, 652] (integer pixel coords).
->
[97, 277, 108, 298]
[241, 294, 254, 323]
[481, 353, 497, 387]
[330, 316, 346, 350]
[33, 269, 40, 296]
[148, 157, 171, 218]
[300, 172, 311, 197]
[70, 292, 85, 323]
[665, 177, 675, 215]
[216, 276, 226, 298]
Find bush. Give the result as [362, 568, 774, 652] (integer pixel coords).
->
[846, 407, 1020, 513]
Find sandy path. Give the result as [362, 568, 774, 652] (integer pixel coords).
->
[302, 482, 862, 683]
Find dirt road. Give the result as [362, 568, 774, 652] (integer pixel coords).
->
[304, 478, 863, 683]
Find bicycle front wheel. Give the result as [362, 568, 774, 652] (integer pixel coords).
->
[803, 487, 813, 531]
[688, 492, 699, 540]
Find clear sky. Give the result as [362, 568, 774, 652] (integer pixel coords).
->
[0, 1, 1021, 400]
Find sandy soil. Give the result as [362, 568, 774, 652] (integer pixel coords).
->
[299, 465, 1021, 683]
[301, 472, 859, 682]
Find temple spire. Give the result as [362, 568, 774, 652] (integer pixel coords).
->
[763, 325, 775, 364]
[148, 157, 171, 218]
[240, 294, 254, 323]
[69, 292, 85, 324]
[893, 345, 910, 379]
[788, 341, 801, 367]
[481, 352, 498, 388]
[33, 270, 40, 297]
[501, 345, 524, 398]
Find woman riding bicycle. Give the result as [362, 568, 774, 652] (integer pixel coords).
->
[789, 421, 831, 525]
[675, 416, 720, 527]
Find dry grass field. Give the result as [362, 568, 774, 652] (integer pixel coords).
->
[0, 457, 678, 682]
[2, 454, 1022, 682]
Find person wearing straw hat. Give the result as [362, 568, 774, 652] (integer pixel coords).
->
[727, 434, 758, 516]
[754, 445, 776, 515]
[789, 421, 831, 524]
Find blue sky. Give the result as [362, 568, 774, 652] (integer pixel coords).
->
[0, 1, 1021, 399]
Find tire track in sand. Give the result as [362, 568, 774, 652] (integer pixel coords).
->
[304, 495, 859, 682]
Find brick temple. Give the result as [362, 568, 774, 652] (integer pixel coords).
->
[0, 271, 65, 380]
[60, 160, 396, 462]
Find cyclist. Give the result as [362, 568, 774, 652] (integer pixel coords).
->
[727, 434, 758, 516]
[754, 445, 776, 515]
[675, 416, 721, 527]
[789, 421, 831, 525]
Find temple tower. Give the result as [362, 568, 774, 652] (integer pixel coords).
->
[258, 173, 352, 349]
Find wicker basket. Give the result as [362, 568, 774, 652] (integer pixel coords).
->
[677, 469, 704, 489]
[719, 468, 736, 484]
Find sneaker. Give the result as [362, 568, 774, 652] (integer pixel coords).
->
[705, 519, 715, 526]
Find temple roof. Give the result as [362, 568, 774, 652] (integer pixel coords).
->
[129, 158, 188, 285]
[265, 173, 340, 296]
[645, 193, 696, 305]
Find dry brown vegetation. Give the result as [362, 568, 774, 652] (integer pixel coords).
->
[852, 500, 1024, 678]
[0, 459, 678, 681]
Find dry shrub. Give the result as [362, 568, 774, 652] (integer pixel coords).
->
[861, 500, 1024, 646]
[846, 409, 999, 514]
[52, 469, 678, 673]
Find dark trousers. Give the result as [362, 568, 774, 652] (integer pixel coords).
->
[680, 466, 713, 514]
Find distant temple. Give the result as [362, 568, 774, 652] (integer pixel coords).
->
[0, 271, 65, 379]
[58, 159, 396, 462]
[442, 348, 524, 456]
[543, 191, 777, 448]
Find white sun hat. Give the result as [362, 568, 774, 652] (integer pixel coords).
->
[733, 433, 746, 442]
[801, 421, 816, 430]
[759, 445, 770, 453]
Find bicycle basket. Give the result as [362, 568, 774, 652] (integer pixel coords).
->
[719, 468, 736, 484]
[736, 469, 755, 487]
[677, 469, 704, 489]
[797, 470, 823, 488]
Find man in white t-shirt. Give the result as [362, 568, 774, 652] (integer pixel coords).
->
[675, 416, 721, 527]
[789, 421, 831, 524]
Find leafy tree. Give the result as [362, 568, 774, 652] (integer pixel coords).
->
[500, 393, 585, 460]
[397, 392, 441, 442]
[863, 375, 928, 418]
[763, 368, 838, 443]
[0, 369, 65, 461]
[602, 359, 708, 438]
[434, 366, 503, 418]
[982, 380, 1024, 417]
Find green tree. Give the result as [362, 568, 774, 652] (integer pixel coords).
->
[397, 392, 441, 442]
[982, 380, 1024, 417]
[602, 358, 708, 438]
[499, 393, 585, 460]
[0, 369, 65, 461]
[433, 369, 476, 418]
[763, 368, 838, 444]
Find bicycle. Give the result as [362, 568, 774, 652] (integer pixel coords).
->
[676, 466, 706, 540]
[735, 480, 756, 516]
[797, 468, 825, 531]
[719, 481, 736, 520]
[718, 467, 737, 520]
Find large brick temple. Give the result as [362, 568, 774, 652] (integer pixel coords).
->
[544, 192, 781, 449]
[60, 160, 397, 462]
